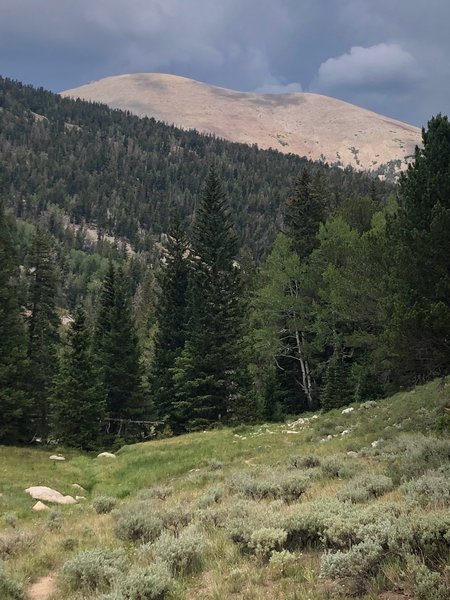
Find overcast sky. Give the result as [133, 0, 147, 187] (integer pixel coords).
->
[0, 0, 447, 126]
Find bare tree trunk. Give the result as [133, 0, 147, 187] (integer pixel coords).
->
[295, 329, 314, 409]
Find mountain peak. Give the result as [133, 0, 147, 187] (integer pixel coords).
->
[62, 73, 421, 173]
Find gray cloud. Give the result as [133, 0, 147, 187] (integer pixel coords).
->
[0, 1, 448, 126]
[314, 43, 419, 91]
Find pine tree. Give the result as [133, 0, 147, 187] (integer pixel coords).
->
[0, 203, 30, 443]
[320, 346, 350, 411]
[384, 114, 450, 386]
[151, 217, 189, 431]
[284, 169, 325, 259]
[53, 306, 106, 450]
[95, 263, 146, 422]
[173, 167, 245, 430]
[27, 228, 60, 439]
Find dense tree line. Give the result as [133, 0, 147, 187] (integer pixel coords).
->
[1, 75, 449, 449]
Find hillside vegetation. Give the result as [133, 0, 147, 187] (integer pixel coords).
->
[0, 76, 384, 259]
[0, 379, 449, 599]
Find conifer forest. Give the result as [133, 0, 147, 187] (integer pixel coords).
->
[1, 77, 450, 449]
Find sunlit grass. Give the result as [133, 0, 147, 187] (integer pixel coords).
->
[0, 379, 448, 599]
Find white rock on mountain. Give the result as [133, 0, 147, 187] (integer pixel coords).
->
[49, 454, 65, 461]
[341, 407, 354, 414]
[25, 486, 77, 504]
[62, 73, 421, 174]
[97, 452, 116, 459]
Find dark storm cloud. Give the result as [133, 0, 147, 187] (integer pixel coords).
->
[0, 0, 448, 126]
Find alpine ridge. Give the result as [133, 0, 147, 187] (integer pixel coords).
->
[62, 73, 421, 174]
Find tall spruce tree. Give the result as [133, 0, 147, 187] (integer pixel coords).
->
[284, 169, 325, 259]
[27, 228, 60, 439]
[0, 203, 30, 443]
[151, 217, 189, 431]
[95, 263, 146, 421]
[384, 114, 450, 386]
[173, 167, 244, 430]
[53, 306, 106, 450]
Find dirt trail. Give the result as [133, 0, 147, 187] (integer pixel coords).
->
[27, 575, 56, 600]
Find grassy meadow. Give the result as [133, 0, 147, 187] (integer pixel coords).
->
[0, 380, 449, 600]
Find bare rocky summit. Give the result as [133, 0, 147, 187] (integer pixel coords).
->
[62, 73, 421, 173]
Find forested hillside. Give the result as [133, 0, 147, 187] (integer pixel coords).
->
[1, 76, 449, 457]
[0, 76, 386, 258]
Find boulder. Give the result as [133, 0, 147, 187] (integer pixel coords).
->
[341, 407, 354, 414]
[25, 486, 77, 505]
[72, 483, 86, 492]
[32, 501, 49, 511]
[49, 454, 65, 461]
[97, 452, 116, 459]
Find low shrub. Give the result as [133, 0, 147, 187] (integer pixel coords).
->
[249, 528, 287, 561]
[46, 510, 63, 532]
[227, 568, 246, 593]
[283, 499, 405, 551]
[391, 511, 450, 561]
[197, 487, 223, 508]
[196, 505, 229, 528]
[93, 496, 118, 514]
[409, 558, 449, 600]
[3, 514, 17, 529]
[401, 470, 450, 508]
[321, 456, 353, 479]
[269, 549, 297, 577]
[288, 454, 321, 469]
[208, 458, 223, 471]
[0, 561, 24, 600]
[0, 531, 35, 558]
[229, 470, 310, 502]
[114, 503, 163, 544]
[158, 503, 192, 534]
[316, 419, 335, 436]
[320, 539, 384, 580]
[338, 473, 394, 503]
[224, 500, 274, 549]
[60, 537, 78, 551]
[383, 434, 450, 482]
[103, 562, 174, 600]
[59, 548, 126, 592]
[151, 526, 205, 574]
[137, 486, 173, 501]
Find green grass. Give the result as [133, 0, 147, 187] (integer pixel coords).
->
[0, 379, 449, 599]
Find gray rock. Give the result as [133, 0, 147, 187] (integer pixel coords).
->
[32, 501, 49, 511]
[72, 484, 86, 492]
[25, 486, 77, 505]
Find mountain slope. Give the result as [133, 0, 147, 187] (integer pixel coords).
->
[1, 76, 388, 260]
[1, 379, 448, 599]
[62, 73, 421, 173]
